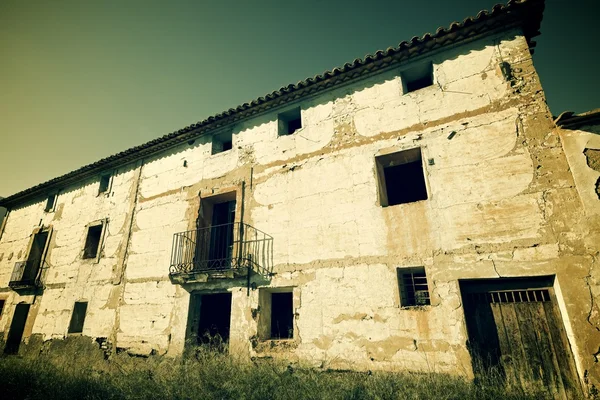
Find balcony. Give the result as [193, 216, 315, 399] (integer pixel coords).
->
[170, 222, 273, 284]
[9, 260, 43, 291]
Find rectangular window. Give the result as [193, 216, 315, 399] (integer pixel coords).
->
[83, 224, 103, 259]
[258, 289, 294, 340]
[397, 267, 430, 307]
[402, 62, 434, 93]
[0, 299, 5, 317]
[376, 147, 427, 206]
[98, 174, 111, 194]
[271, 292, 294, 339]
[212, 131, 233, 155]
[278, 107, 302, 136]
[68, 301, 88, 334]
[45, 194, 57, 212]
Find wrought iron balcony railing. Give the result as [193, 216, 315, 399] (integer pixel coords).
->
[9, 260, 44, 290]
[170, 222, 273, 278]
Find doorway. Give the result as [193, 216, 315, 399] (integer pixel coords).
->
[208, 201, 236, 266]
[188, 293, 232, 348]
[4, 303, 30, 354]
[460, 277, 581, 399]
[195, 194, 237, 271]
[23, 230, 49, 284]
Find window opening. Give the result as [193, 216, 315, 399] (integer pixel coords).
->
[83, 224, 103, 259]
[271, 292, 294, 339]
[402, 62, 434, 93]
[68, 301, 88, 334]
[376, 147, 427, 206]
[98, 174, 111, 194]
[398, 267, 430, 307]
[0, 299, 5, 317]
[212, 131, 233, 155]
[278, 107, 302, 136]
[45, 194, 57, 212]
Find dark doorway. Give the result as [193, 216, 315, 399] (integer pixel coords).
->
[461, 277, 581, 399]
[193, 293, 232, 347]
[208, 201, 236, 267]
[23, 231, 49, 284]
[4, 303, 30, 354]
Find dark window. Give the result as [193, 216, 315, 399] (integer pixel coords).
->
[402, 62, 434, 93]
[68, 302, 88, 333]
[45, 194, 57, 212]
[99, 175, 111, 194]
[271, 292, 294, 339]
[212, 131, 233, 155]
[376, 148, 427, 206]
[278, 107, 302, 136]
[0, 300, 5, 317]
[398, 267, 430, 307]
[83, 224, 103, 259]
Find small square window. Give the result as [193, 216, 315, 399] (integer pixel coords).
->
[402, 62, 433, 93]
[68, 301, 88, 333]
[278, 107, 302, 136]
[83, 224, 103, 259]
[376, 147, 427, 207]
[45, 193, 57, 212]
[397, 267, 430, 307]
[212, 131, 233, 155]
[98, 174, 111, 194]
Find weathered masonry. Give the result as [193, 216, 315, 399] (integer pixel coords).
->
[0, 0, 598, 397]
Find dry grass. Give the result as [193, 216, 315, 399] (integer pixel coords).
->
[0, 337, 547, 400]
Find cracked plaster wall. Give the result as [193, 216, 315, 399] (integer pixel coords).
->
[557, 122, 600, 392]
[0, 29, 597, 393]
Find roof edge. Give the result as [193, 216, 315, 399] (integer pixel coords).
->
[554, 109, 600, 129]
[0, 0, 545, 209]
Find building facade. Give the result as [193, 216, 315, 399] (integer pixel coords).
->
[0, 0, 597, 397]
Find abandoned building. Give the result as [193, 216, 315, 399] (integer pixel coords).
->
[0, 0, 598, 397]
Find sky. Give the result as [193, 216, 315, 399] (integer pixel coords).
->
[0, 0, 597, 197]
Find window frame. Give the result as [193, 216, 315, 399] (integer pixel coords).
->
[211, 130, 234, 155]
[98, 173, 113, 196]
[44, 193, 58, 213]
[81, 219, 108, 263]
[401, 61, 434, 94]
[277, 107, 302, 136]
[397, 267, 431, 308]
[258, 287, 296, 341]
[67, 301, 88, 334]
[375, 147, 428, 207]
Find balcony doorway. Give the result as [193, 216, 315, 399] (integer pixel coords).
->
[207, 201, 235, 267]
[194, 193, 236, 270]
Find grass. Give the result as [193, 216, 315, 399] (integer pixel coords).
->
[0, 337, 547, 400]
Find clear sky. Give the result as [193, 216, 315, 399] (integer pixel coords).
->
[0, 0, 597, 197]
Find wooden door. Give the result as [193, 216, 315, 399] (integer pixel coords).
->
[462, 279, 581, 399]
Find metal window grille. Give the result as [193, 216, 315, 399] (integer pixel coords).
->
[467, 289, 550, 304]
[398, 268, 430, 307]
